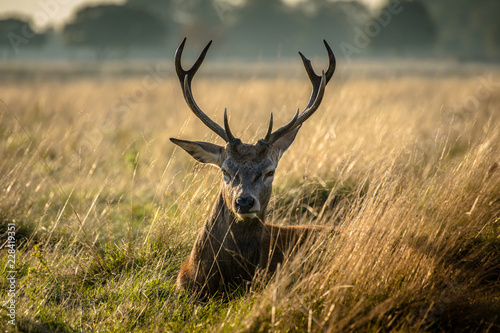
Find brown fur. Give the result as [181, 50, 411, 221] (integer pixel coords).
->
[173, 136, 326, 299]
[176, 194, 325, 298]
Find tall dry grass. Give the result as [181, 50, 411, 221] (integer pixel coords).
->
[0, 62, 499, 332]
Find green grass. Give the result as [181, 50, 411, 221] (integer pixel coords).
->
[0, 63, 499, 332]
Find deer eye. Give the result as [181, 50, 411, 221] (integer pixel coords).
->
[264, 170, 275, 180]
[222, 170, 231, 181]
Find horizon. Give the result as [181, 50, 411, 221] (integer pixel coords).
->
[0, 0, 383, 30]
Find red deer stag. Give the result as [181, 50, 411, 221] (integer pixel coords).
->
[172, 38, 335, 298]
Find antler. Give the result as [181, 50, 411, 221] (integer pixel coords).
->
[264, 40, 336, 144]
[175, 38, 235, 143]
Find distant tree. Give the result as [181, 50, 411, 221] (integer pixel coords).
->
[125, 0, 177, 37]
[222, 0, 367, 58]
[126, 0, 171, 20]
[126, 0, 243, 46]
[63, 4, 167, 57]
[291, 1, 370, 57]
[127, 0, 224, 25]
[125, 0, 369, 59]
[0, 18, 46, 57]
[370, 0, 437, 55]
[170, 0, 229, 46]
[224, 0, 297, 57]
[424, 0, 500, 61]
[485, 21, 500, 60]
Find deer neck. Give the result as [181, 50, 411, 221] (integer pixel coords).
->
[207, 191, 266, 241]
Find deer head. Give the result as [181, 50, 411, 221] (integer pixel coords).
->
[171, 38, 335, 221]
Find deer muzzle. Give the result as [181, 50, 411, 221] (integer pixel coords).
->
[234, 196, 260, 219]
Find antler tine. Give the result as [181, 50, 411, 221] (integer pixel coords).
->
[264, 41, 334, 145]
[175, 38, 230, 143]
[265, 109, 299, 143]
[323, 39, 336, 83]
[224, 108, 236, 142]
[267, 72, 325, 144]
[175, 38, 212, 87]
[295, 70, 327, 124]
[182, 74, 229, 142]
[298, 40, 336, 110]
[264, 113, 274, 142]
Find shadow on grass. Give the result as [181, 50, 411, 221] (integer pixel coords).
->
[408, 233, 500, 331]
[0, 212, 38, 248]
[15, 315, 76, 333]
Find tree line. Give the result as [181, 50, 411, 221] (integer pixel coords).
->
[0, 0, 499, 61]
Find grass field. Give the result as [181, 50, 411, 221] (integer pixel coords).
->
[1, 60, 499, 332]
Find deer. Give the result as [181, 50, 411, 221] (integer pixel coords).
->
[171, 38, 336, 298]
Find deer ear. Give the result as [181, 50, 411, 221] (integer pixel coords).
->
[170, 138, 225, 167]
[272, 126, 301, 161]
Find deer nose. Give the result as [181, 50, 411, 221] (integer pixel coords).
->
[235, 197, 255, 213]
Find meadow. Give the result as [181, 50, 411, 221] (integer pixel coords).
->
[0, 59, 499, 332]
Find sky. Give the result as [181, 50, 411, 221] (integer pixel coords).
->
[0, 0, 383, 30]
[0, 0, 125, 29]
